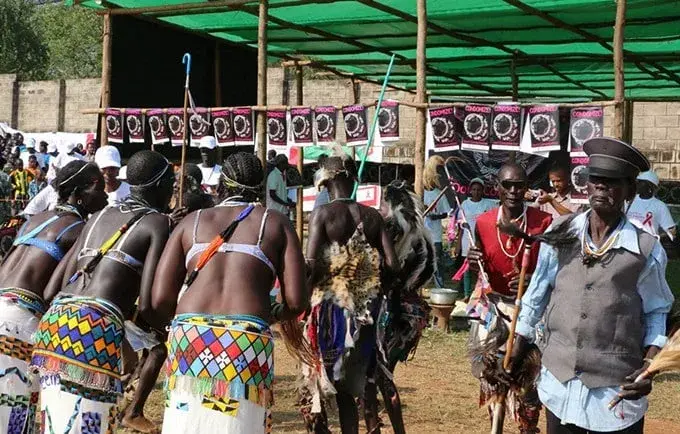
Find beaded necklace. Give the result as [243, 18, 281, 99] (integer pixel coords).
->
[581, 213, 623, 265]
[496, 205, 527, 260]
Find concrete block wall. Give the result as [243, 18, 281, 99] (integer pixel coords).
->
[64, 78, 101, 132]
[16, 80, 61, 132]
[0, 75, 16, 126]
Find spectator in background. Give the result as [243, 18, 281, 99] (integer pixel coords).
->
[457, 178, 497, 301]
[85, 138, 98, 162]
[10, 159, 33, 215]
[28, 168, 47, 200]
[36, 141, 49, 169]
[627, 170, 676, 240]
[267, 154, 294, 215]
[95, 145, 130, 206]
[19, 139, 39, 170]
[45, 142, 59, 182]
[76, 143, 85, 156]
[534, 162, 581, 218]
[313, 154, 330, 209]
[0, 165, 13, 223]
[198, 136, 221, 195]
[26, 155, 40, 179]
[423, 155, 451, 287]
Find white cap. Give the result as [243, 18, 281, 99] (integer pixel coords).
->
[60, 142, 77, 154]
[26, 138, 36, 149]
[47, 143, 57, 153]
[95, 145, 121, 169]
[117, 165, 127, 180]
[637, 170, 659, 186]
[199, 136, 217, 150]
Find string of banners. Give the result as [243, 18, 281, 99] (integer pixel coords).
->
[103, 100, 401, 148]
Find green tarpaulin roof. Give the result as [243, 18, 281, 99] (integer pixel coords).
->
[72, 0, 680, 100]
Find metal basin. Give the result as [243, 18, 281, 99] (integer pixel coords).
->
[429, 288, 459, 305]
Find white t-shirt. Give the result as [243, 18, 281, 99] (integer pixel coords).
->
[107, 181, 131, 206]
[48, 152, 85, 182]
[200, 164, 221, 187]
[22, 185, 59, 216]
[423, 188, 451, 243]
[458, 198, 498, 256]
[266, 167, 289, 215]
[627, 195, 676, 239]
[19, 151, 45, 169]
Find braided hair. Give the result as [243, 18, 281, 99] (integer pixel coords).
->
[218, 152, 264, 202]
[52, 160, 102, 203]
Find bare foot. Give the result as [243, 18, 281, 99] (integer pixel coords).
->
[121, 414, 159, 434]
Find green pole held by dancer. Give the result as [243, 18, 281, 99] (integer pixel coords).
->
[179, 52, 192, 206]
[351, 54, 396, 200]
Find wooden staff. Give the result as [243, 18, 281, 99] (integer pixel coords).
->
[179, 53, 192, 206]
[503, 244, 533, 372]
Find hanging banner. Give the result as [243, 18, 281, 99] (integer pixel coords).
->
[104, 108, 123, 144]
[166, 109, 185, 147]
[570, 155, 590, 204]
[428, 106, 460, 152]
[314, 106, 337, 143]
[568, 106, 603, 156]
[147, 109, 169, 145]
[490, 104, 521, 151]
[461, 104, 491, 152]
[267, 109, 288, 148]
[523, 104, 560, 152]
[290, 107, 314, 146]
[212, 109, 234, 147]
[342, 104, 368, 146]
[232, 107, 254, 146]
[125, 109, 145, 144]
[189, 108, 210, 147]
[377, 100, 400, 143]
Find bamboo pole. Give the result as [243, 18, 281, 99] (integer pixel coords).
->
[100, 12, 112, 145]
[414, 0, 427, 198]
[256, 0, 268, 166]
[295, 65, 304, 243]
[613, 0, 627, 139]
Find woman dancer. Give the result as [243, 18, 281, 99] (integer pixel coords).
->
[0, 161, 106, 433]
[301, 153, 399, 434]
[149, 152, 309, 434]
[30, 151, 175, 434]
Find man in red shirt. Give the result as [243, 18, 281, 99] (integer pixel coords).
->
[467, 162, 552, 433]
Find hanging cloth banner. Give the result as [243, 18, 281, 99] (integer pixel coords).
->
[314, 106, 337, 143]
[461, 104, 491, 152]
[490, 104, 521, 151]
[233, 107, 254, 146]
[522, 104, 560, 152]
[342, 104, 369, 146]
[104, 108, 124, 144]
[570, 155, 590, 204]
[290, 107, 313, 146]
[189, 108, 210, 147]
[428, 106, 461, 152]
[212, 109, 234, 147]
[125, 109, 145, 144]
[568, 106, 603, 156]
[147, 109, 169, 145]
[167, 108, 185, 147]
[377, 99, 400, 143]
[267, 109, 288, 148]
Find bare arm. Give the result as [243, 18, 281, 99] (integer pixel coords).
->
[380, 220, 399, 274]
[269, 189, 292, 207]
[146, 215, 189, 330]
[274, 215, 309, 322]
[549, 197, 574, 216]
[305, 208, 327, 289]
[137, 215, 171, 328]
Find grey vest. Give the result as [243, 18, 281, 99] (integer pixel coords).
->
[540, 226, 656, 389]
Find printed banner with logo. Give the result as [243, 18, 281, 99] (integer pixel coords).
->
[166, 108, 185, 147]
[104, 108, 124, 144]
[125, 109, 145, 144]
[376, 100, 400, 143]
[570, 155, 590, 204]
[189, 108, 210, 147]
[147, 109, 169, 145]
[233, 107, 254, 146]
[267, 109, 288, 148]
[427, 106, 461, 152]
[314, 106, 337, 143]
[490, 104, 521, 151]
[212, 109, 234, 146]
[342, 104, 369, 146]
[290, 107, 314, 146]
[568, 107, 603, 156]
[461, 104, 491, 152]
[522, 104, 560, 152]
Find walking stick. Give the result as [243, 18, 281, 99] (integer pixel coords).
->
[179, 52, 192, 206]
[351, 54, 395, 200]
[422, 185, 450, 217]
[503, 244, 532, 371]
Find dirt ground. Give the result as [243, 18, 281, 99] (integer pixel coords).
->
[120, 330, 680, 434]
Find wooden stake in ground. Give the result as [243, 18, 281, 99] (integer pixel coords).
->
[179, 53, 192, 206]
[295, 64, 304, 243]
[613, 0, 627, 139]
[414, 0, 427, 197]
[255, 0, 268, 167]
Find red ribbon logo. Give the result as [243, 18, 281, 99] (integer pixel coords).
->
[642, 212, 653, 227]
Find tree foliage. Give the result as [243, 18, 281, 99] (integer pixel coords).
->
[0, 1, 102, 81]
[0, 0, 48, 80]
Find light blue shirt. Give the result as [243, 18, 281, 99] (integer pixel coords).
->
[314, 188, 330, 209]
[424, 188, 450, 243]
[516, 211, 674, 432]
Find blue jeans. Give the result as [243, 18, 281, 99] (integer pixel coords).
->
[433, 242, 444, 287]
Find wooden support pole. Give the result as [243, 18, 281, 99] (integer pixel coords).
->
[414, 0, 427, 198]
[295, 65, 304, 243]
[623, 100, 634, 144]
[351, 78, 359, 160]
[256, 0, 268, 166]
[215, 42, 223, 161]
[613, 0, 627, 140]
[509, 55, 518, 162]
[100, 12, 112, 145]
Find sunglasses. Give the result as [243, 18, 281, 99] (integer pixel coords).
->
[500, 180, 527, 190]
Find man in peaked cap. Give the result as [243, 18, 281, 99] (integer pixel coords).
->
[198, 135, 221, 195]
[510, 137, 674, 433]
